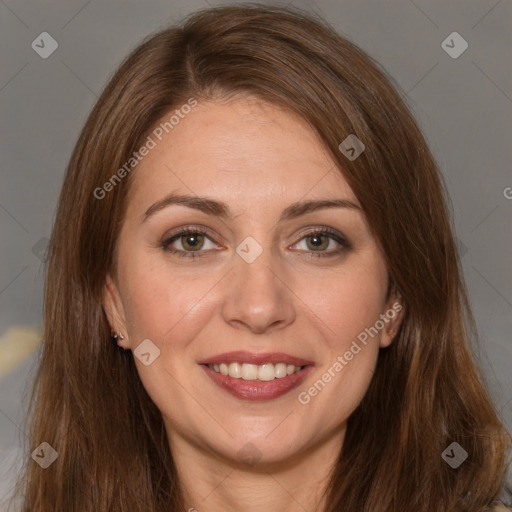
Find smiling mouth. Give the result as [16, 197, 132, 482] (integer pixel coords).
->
[200, 363, 314, 401]
[206, 361, 303, 381]
[198, 350, 314, 401]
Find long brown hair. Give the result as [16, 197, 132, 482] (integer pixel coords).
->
[13, 4, 510, 511]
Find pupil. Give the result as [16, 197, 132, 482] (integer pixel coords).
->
[307, 234, 328, 251]
[185, 234, 202, 249]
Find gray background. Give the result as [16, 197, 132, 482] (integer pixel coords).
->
[1, 0, 511, 505]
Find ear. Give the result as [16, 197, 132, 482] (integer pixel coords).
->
[102, 273, 129, 347]
[379, 292, 405, 348]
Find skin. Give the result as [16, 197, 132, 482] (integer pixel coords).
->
[103, 95, 403, 512]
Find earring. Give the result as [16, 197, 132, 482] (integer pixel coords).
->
[111, 332, 127, 352]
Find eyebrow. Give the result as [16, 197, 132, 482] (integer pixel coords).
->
[141, 193, 361, 224]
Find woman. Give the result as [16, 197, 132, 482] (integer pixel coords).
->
[11, 4, 510, 511]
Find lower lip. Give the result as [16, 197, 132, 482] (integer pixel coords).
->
[200, 364, 314, 401]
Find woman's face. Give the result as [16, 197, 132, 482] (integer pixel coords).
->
[103, 96, 402, 468]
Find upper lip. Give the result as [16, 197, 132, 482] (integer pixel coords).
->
[198, 351, 314, 367]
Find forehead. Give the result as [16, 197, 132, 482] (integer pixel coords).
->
[127, 97, 358, 211]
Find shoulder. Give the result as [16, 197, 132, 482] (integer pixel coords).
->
[487, 505, 512, 512]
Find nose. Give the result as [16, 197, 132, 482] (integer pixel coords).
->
[221, 245, 296, 335]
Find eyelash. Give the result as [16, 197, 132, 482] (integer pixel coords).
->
[160, 225, 351, 260]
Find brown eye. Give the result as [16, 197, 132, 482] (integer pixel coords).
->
[291, 228, 350, 258]
[180, 233, 205, 251]
[305, 233, 331, 251]
[161, 227, 218, 259]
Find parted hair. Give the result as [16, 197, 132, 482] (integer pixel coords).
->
[13, 3, 510, 511]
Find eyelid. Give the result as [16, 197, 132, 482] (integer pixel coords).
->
[160, 225, 219, 255]
[289, 226, 351, 253]
[162, 225, 218, 244]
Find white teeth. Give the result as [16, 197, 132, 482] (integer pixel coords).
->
[258, 363, 275, 381]
[275, 363, 287, 378]
[208, 362, 303, 381]
[241, 364, 258, 380]
[228, 362, 242, 378]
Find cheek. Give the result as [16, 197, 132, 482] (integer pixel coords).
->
[293, 257, 387, 410]
[118, 254, 217, 347]
[297, 259, 388, 349]
[296, 281, 384, 423]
